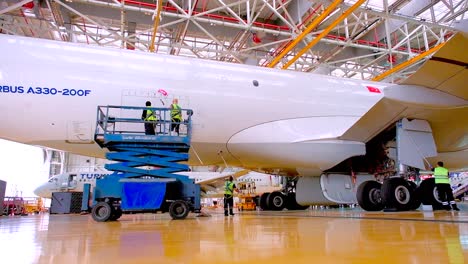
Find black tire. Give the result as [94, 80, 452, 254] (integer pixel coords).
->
[91, 202, 113, 222]
[419, 178, 443, 207]
[259, 192, 270, 210]
[408, 181, 421, 210]
[109, 208, 123, 221]
[253, 196, 260, 207]
[169, 200, 189, 220]
[382, 178, 413, 211]
[266, 191, 286, 211]
[357, 181, 384, 211]
[286, 193, 309, 210]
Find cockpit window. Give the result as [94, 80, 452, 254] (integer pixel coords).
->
[48, 178, 58, 182]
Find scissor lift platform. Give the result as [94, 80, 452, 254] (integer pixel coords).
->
[91, 105, 200, 221]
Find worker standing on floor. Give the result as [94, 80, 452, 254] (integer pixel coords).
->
[224, 176, 237, 216]
[434, 161, 460, 211]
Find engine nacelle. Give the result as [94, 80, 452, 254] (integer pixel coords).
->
[296, 174, 375, 205]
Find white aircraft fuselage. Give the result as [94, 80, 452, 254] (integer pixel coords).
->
[33, 171, 281, 199]
[0, 35, 386, 176]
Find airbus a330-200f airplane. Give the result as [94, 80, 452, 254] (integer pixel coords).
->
[0, 33, 466, 212]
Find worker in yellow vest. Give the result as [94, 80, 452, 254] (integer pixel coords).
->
[224, 176, 237, 216]
[170, 98, 182, 136]
[434, 161, 460, 211]
[141, 101, 157, 135]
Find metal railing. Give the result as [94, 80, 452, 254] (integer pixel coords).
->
[95, 105, 193, 140]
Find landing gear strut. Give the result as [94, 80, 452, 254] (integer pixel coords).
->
[356, 118, 440, 212]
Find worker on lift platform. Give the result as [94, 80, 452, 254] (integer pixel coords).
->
[141, 101, 157, 135]
[170, 98, 182, 136]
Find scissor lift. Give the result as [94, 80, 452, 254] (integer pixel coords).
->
[91, 105, 200, 221]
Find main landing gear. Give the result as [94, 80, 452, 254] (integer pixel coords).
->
[257, 177, 309, 211]
[357, 177, 441, 211]
[258, 192, 308, 211]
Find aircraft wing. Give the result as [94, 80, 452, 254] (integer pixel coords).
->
[401, 33, 467, 99]
[341, 33, 468, 170]
[197, 169, 250, 196]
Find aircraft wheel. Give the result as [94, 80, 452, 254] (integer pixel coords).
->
[266, 191, 286, 211]
[92, 202, 113, 222]
[419, 178, 443, 208]
[259, 192, 270, 210]
[382, 178, 413, 211]
[357, 181, 384, 211]
[407, 181, 421, 210]
[169, 200, 189, 220]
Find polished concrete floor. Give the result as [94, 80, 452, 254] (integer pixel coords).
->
[1, 207, 467, 264]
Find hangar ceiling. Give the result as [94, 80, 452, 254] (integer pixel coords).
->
[0, 0, 466, 82]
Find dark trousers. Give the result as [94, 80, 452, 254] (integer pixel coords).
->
[144, 123, 155, 135]
[436, 183, 455, 205]
[171, 118, 181, 135]
[224, 195, 234, 215]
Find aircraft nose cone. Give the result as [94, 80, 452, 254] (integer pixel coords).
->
[33, 186, 42, 197]
[33, 185, 48, 198]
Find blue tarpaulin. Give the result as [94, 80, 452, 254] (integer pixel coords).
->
[121, 181, 166, 210]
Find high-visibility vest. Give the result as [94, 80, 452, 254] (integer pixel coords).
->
[145, 107, 157, 121]
[171, 103, 181, 120]
[224, 181, 234, 196]
[434, 166, 449, 184]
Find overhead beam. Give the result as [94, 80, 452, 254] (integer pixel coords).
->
[45, 0, 69, 42]
[263, 0, 297, 31]
[371, 41, 447, 81]
[360, 0, 439, 42]
[126, 21, 136, 50]
[149, 0, 163, 52]
[0, 0, 32, 15]
[282, 0, 366, 69]
[283, 0, 314, 26]
[54, 0, 132, 47]
[267, 0, 342, 68]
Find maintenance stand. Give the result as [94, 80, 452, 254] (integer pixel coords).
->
[90, 105, 200, 221]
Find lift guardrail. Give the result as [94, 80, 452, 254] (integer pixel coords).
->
[94, 105, 193, 148]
